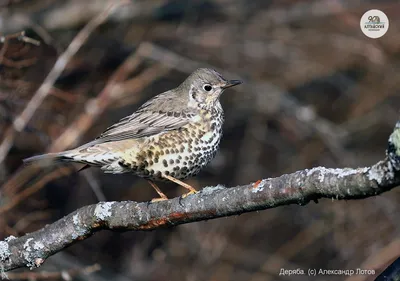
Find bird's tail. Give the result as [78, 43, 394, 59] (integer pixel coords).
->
[23, 151, 92, 172]
[23, 151, 73, 165]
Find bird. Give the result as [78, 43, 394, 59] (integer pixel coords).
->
[24, 68, 242, 201]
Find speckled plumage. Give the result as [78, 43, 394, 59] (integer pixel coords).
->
[24, 68, 242, 199]
[116, 108, 224, 180]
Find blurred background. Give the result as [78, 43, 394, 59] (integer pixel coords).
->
[1, 0, 400, 280]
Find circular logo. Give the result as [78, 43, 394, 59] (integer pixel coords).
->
[360, 9, 389, 38]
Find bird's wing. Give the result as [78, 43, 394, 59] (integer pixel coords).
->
[80, 110, 195, 148]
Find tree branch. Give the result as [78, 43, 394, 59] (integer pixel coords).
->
[1, 121, 400, 275]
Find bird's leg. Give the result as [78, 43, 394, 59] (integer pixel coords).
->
[147, 180, 168, 202]
[163, 174, 198, 198]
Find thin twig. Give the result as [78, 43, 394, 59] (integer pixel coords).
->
[82, 169, 106, 202]
[0, 166, 74, 215]
[0, 1, 128, 163]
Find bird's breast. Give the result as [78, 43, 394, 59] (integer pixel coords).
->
[121, 111, 224, 180]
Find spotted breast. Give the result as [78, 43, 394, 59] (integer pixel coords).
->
[118, 107, 224, 181]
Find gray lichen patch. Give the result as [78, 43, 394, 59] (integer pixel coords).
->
[133, 203, 150, 222]
[73, 213, 80, 225]
[21, 238, 45, 270]
[389, 121, 400, 156]
[23, 238, 35, 269]
[336, 167, 369, 178]
[202, 184, 225, 195]
[94, 202, 115, 220]
[387, 121, 400, 171]
[4, 236, 16, 243]
[306, 167, 369, 183]
[0, 240, 9, 279]
[0, 242, 10, 280]
[0, 241, 11, 262]
[368, 161, 394, 185]
[33, 241, 45, 251]
[72, 213, 89, 238]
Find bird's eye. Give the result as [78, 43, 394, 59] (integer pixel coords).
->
[203, 84, 212, 92]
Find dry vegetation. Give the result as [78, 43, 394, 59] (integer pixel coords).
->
[1, 0, 400, 280]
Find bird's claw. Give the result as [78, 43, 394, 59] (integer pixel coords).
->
[181, 190, 198, 199]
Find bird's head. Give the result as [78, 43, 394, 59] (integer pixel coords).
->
[179, 68, 242, 111]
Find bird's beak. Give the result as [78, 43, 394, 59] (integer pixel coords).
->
[221, 80, 242, 89]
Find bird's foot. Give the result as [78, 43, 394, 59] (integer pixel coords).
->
[181, 189, 198, 199]
[147, 180, 169, 202]
[150, 196, 169, 203]
[163, 174, 198, 196]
